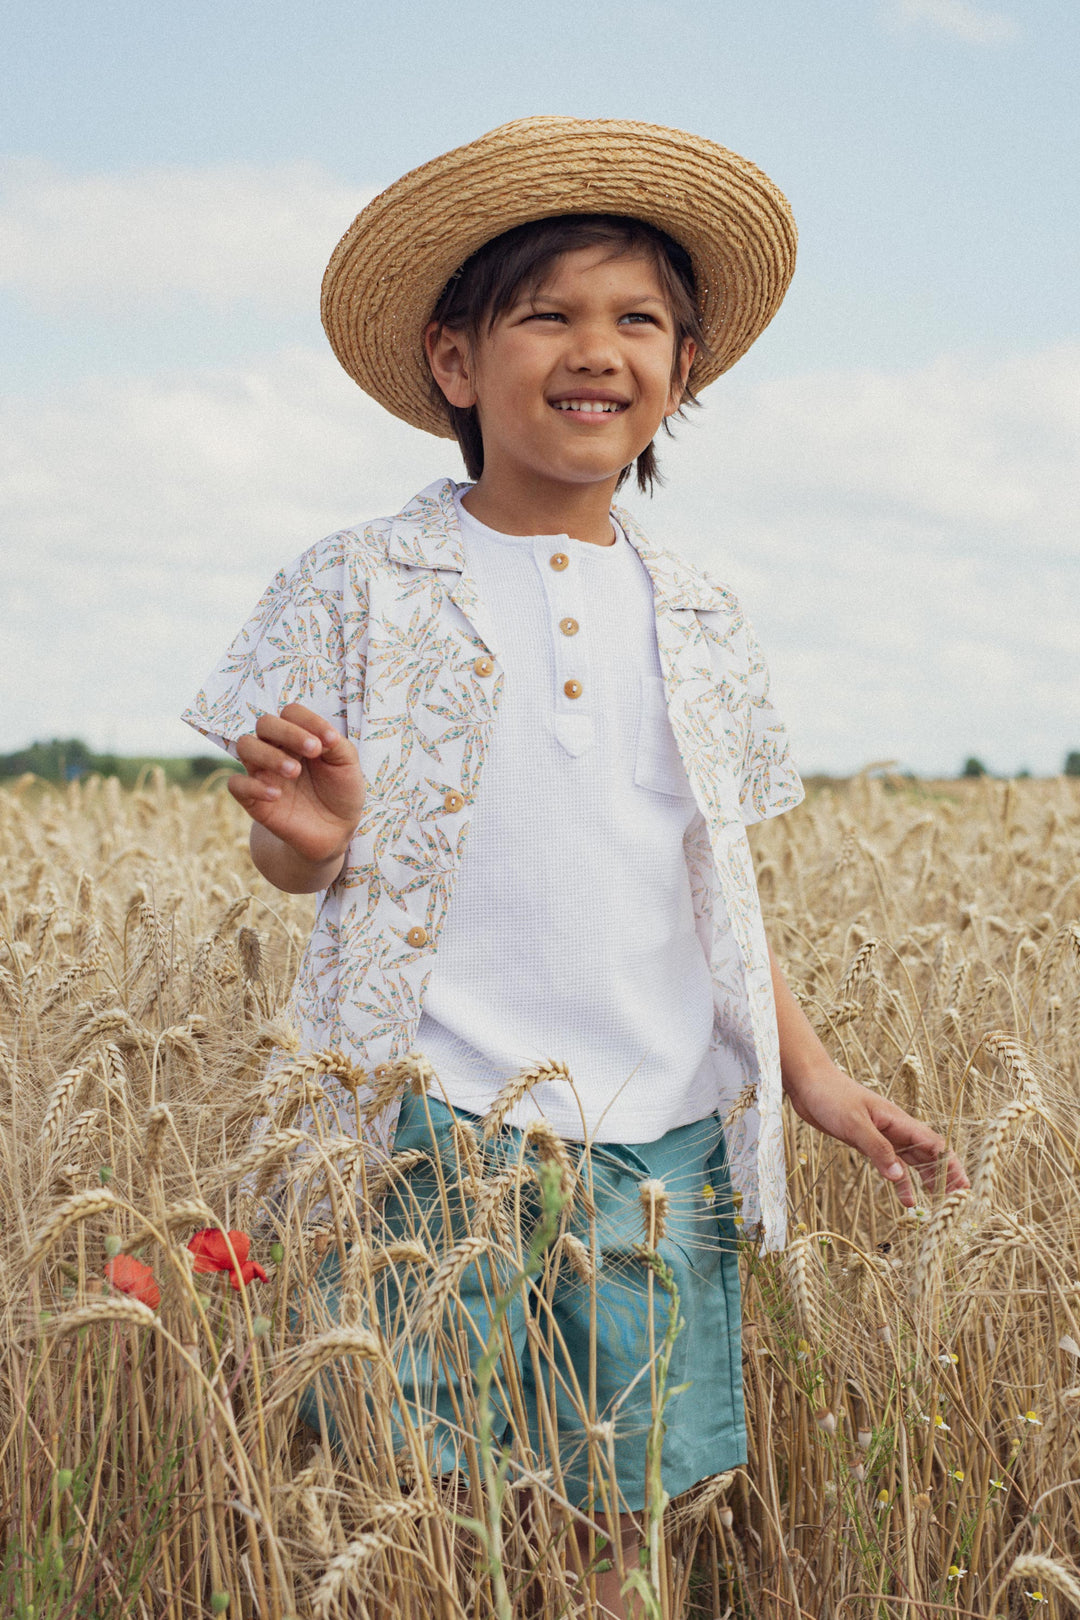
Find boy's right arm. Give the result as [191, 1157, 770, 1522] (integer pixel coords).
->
[228, 703, 366, 895]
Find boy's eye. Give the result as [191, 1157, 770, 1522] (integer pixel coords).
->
[522, 310, 659, 326]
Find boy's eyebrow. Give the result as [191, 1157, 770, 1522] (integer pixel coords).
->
[512, 288, 671, 310]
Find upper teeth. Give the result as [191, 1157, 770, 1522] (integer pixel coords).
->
[553, 400, 622, 413]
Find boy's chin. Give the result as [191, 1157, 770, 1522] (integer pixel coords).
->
[540, 450, 641, 487]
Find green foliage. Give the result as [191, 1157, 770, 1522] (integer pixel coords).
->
[960, 756, 987, 778]
[1065, 750, 1080, 778]
[0, 737, 235, 787]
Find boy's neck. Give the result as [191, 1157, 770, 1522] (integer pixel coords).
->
[460, 468, 620, 546]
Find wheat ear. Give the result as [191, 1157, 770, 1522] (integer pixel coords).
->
[27, 1187, 120, 1268]
[483, 1059, 572, 1137]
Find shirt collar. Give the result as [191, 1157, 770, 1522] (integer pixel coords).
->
[386, 478, 731, 611]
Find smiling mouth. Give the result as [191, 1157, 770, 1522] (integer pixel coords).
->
[549, 399, 629, 415]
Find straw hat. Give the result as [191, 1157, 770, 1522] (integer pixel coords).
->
[322, 116, 797, 438]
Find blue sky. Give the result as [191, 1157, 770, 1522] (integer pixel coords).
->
[3, 0, 1078, 772]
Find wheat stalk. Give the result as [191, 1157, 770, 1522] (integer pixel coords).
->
[44, 1297, 159, 1335]
[1007, 1554, 1080, 1609]
[414, 1233, 490, 1334]
[639, 1178, 670, 1243]
[312, 1532, 397, 1618]
[786, 1234, 822, 1345]
[983, 1029, 1043, 1102]
[483, 1059, 572, 1137]
[40, 1067, 85, 1151]
[143, 1103, 174, 1176]
[912, 1187, 971, 1312]
[26, 1187, 120, 1268]
[268, 1328, 384, 1410]
[557, 1231, 595, 1283]
[970, 1097, 1038, 1208]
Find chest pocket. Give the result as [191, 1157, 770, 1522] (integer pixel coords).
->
[634, 674, 696, 799]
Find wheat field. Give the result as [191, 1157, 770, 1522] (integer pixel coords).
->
[1, 770, 1077, 1619]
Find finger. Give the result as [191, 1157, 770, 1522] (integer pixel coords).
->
[847, 1117, 916, 1205]
[228, 772, 282, 809]
[899, 1143, 970, 1195]
[871, 1103, 962, 1196]
[236, 733, 305, 780]
[278, 704, 347, 756]
[889, 1127, 958, 1194]
[256, 709, 330, 760]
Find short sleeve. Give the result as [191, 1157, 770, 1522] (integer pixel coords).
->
[737, 615, 803, 827]
[181, 534, 363, 757]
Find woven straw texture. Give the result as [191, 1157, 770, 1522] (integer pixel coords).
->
[321, 116, 798, 438]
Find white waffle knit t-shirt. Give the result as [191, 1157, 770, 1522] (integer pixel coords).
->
[415, 491, 718, 1143]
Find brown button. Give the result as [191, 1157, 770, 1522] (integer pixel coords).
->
[473, 655, 494, 677]
[559, 617, 579, 636]
[563, 679, 583, 699]
[443, 790, 464, 813]
[406, 925, 428, 948]
[549, 552, 569, 571]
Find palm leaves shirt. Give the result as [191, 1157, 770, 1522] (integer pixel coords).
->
[182, 478, 804, 1250]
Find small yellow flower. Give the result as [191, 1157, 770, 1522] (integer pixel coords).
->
[938, 1351, 959, 1366]
[701, 1183, 715, 1202]
[734, 1214, 744, 1226]
[989, 1477, 1005, 1491]
[876, 1489, 890, 1506]
[1026, 1592, 1048, 1605]
[949, 1468, 965, 1482]
[933, 1413, 951, 1431]
[797, 1152, 808, 1165]
[1019, 1410, 1042, 1425]
[947, 1565, 967, 1581]
[795, 1221, 808, 1233]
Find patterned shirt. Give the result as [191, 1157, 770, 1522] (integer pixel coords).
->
[182, 477, 804, 1250]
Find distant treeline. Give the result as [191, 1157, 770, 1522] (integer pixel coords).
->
[0, 738, 237, 788]
[1, 738, 1077, 789]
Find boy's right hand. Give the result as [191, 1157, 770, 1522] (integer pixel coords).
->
[229, 704, 365, 866]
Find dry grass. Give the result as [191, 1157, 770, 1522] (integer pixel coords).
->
[0, 768, 1078, 1618]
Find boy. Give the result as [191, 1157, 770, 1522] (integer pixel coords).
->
[184, 117, 967, 1617]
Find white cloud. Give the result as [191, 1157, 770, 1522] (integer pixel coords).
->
[2, 344, 1077, 776]
[0, 159, 371, 315]
[629, 343, 1080, 774]
[894, 0, 1017, 45]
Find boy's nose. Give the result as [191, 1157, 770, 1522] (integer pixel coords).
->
[565, 327, 620, 374]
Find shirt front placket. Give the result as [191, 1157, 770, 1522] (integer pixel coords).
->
[537, 534, 600, 758]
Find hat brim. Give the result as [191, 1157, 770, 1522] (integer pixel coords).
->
[321, 116, 797, 438]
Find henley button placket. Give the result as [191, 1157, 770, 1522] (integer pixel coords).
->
[544, 541, 586, 712]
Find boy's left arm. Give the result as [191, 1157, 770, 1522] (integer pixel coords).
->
[768, 942, 969, 1206]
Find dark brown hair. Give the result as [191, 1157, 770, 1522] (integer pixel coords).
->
[427, 214, 709, 495]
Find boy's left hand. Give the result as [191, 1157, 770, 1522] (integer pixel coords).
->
[784, 1065, 969, 1208]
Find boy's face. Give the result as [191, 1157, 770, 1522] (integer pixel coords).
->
[427, 244, 694, 495]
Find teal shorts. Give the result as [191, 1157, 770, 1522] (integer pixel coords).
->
[298, 1093, 746, 1511]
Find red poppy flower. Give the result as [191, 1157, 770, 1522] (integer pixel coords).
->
[105, 1253, 161, 1310]
[187, 1228, 268, 1291]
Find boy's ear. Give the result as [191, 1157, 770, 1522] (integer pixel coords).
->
[666, 336, 696, 415]
[424, 321, 478, 409]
